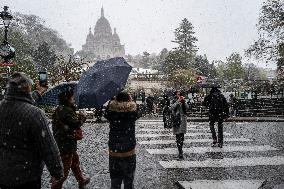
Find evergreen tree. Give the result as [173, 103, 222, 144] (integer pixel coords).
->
[172, 18, 198, 68]
[163, 18, 198, 74]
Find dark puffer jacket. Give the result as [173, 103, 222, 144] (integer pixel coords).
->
[0, 87, 63, 186]
[104, 100, 139, 153]
[52, 105, 85, 154]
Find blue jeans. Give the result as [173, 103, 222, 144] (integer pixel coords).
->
[109, 155, 136, 189]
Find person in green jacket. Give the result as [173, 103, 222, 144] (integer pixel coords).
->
[51, 90, 90, 189]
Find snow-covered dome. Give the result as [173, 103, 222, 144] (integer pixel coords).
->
[94, 7, 112, 34]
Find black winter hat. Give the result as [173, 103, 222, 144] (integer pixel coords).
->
[7, 72, 33, 94]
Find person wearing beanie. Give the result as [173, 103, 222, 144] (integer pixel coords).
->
[51, 89, 90, 189]
[0, 72, 63, 189]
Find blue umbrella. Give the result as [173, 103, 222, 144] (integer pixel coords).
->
[76, 57, 132, 108]
[38, 81, 77, 106]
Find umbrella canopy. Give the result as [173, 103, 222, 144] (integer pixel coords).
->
[193, 83, 221, 89]
[38, 81, 77, 106]
[76, 57, 132, 108]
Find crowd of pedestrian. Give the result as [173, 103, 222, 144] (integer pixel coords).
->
[0, 72, 232, 188]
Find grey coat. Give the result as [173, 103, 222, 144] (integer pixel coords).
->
[171, 100, 189, 134]
[0, 88, 63, 186]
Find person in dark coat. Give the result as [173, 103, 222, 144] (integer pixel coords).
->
[203, 87, 229, 148]
[141, 91, 146, 104]
[162, 94, 171, 129]
[229, 93, 237, 117]
[146, 95, 154, 114]
[171, 91, 189, 159]
[94, 106, 104, 123]
[0, 72, 63, 189]
[104, 92, 140, 189]
[51, 90, 90, 189]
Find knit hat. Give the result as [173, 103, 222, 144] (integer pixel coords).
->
[7, 72, 33, 95]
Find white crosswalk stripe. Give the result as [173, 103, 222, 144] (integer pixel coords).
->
[146, 145, 278, 155]
[136, 132, 231, 138]
[178, 180, 265, 189]
[139, 128, 210, 132]
[136, 120, 283, 189]
[159, 156, 284, 168]
[138, 138, 251, 145]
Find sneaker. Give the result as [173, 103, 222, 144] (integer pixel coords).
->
[79, 177, 91, 189]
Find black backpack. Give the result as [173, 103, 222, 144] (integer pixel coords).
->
[209, 93, 225, 113]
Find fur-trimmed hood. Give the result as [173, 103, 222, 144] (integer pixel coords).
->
[108, 100, 137, 112]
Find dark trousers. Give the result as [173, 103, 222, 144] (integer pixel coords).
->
[176, 133, 184, 153]
[0, 179, 41, 189]
[51, 151, 84, 189]
[109, 155, 136, 189]
[209, 120, 223, 144]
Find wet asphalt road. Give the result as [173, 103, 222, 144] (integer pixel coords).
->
[41, 120, 284, 189]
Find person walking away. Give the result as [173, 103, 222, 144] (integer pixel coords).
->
[146, 95, 154, 115]
[0, 72, 63, 189]
[132, 92, 137, 103]
[104, 92, 140, 189]
[51, 90, 90, 189]
[203, 87, 229, 148]
[94, 106, 104, 123]
[162, 94, 172, 129]
[229, 93, 237, 117]
[141, 91, 146, 104]
[171, 91, 189, 159]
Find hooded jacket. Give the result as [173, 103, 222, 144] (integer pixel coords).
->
[104, 100, 139, 153]
[0, 81, 63, 186]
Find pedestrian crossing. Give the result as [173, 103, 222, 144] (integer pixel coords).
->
[136, 120, 284, 189]
[177, 180, 265, 189]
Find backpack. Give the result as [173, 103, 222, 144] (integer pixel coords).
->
[210, 93, 222, 110]
[208, 93, 229, 118]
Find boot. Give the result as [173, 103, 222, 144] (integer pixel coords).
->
[79, 177, 91, 189]
[178, 147, 184, 160]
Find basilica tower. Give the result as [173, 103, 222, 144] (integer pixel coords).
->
[81, 7, 125, 60]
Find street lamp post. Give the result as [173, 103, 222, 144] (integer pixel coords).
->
[0, 6, 15, 97]
[0, 6, 15, 64]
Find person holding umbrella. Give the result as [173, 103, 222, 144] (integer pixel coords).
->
[104, 92, 140, 189]
[203, 87, 229, 148]
[51, 89, 90, 189]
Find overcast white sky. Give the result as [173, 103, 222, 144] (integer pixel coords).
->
[2, 0, 276, 68]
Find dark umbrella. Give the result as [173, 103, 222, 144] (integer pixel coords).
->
[76, 57, 132, 108]
[193, 83, 221, 89]
[38, 81, 77, 106]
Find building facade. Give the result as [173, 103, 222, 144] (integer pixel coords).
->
[81, 8, 125, 60]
